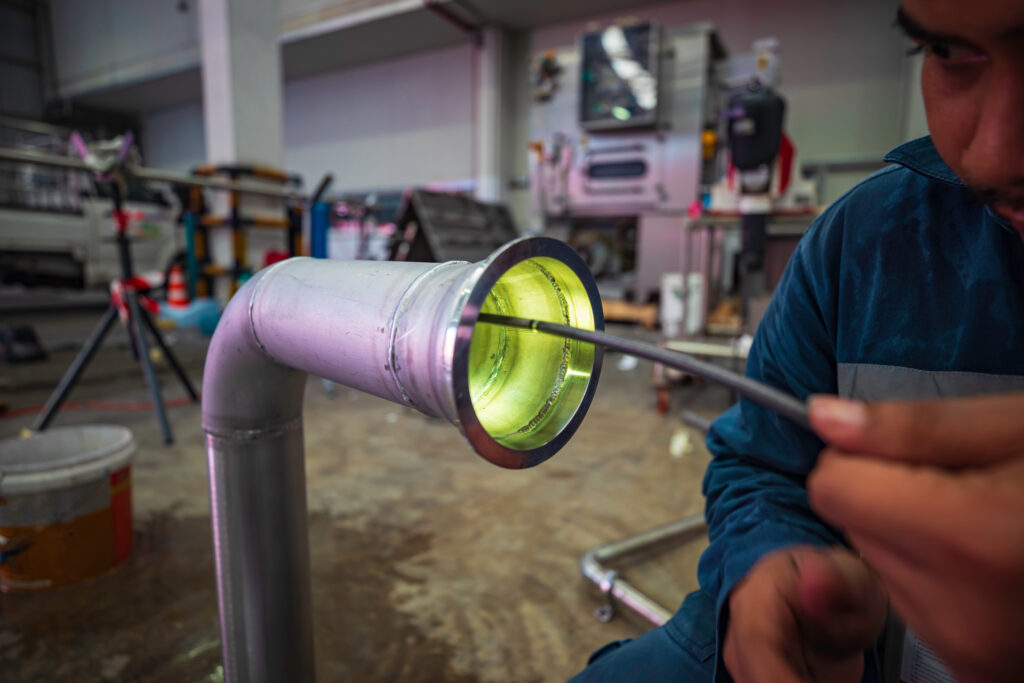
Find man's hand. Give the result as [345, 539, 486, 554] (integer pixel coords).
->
[724, 546, 888, 683]
[808, 393, 1024, 683]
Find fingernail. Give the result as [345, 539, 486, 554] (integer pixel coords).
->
[810, 396, 867, 431]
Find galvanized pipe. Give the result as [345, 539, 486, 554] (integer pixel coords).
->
[202, 238, 603, 681]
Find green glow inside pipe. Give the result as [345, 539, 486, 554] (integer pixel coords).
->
[468, 257, 597, 450]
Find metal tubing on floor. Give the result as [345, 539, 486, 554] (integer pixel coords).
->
[581, 514, 708, 626]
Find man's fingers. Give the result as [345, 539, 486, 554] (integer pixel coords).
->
[807, 393, 1024, 466]
[808, 450, 957, 543]
[807, 450, 999, 564]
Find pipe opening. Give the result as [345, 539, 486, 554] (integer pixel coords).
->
[468, 257, 596, 450]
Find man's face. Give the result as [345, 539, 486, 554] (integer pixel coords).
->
[899, 0, 1024, 235]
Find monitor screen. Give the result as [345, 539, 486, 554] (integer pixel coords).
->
[579, 23, 660, 131]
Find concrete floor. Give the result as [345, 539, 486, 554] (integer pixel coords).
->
[0, 309, 733, 682]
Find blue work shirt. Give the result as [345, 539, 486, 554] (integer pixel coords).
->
[700, 136, 1024, 681]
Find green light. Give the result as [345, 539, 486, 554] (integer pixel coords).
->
[612, 106, 631, 121]
[468, 257, 596, 450]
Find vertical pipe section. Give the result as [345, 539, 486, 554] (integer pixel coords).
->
[208, 426, 313, 682]
[203, 266, 313, 682]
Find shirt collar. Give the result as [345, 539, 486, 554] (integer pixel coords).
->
[886, 137, 1018, 235]
[883, 136, 962, 187]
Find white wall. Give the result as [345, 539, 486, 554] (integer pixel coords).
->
[140, 101, 206, 173]
[283, 44, 474, 192]
[141, 43, 475, 192]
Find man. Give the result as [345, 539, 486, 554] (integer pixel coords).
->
[572, 1, 1024, 681]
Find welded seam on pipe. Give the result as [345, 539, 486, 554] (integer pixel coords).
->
[385, 261, 465, 411]
[417, 261, 474, 427]
[247, 260, 292, 358]
[203, 417, 304, 441]
[433, 262, 485, 427]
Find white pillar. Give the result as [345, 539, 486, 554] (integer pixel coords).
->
[198, 0, 286, 298]
[198, 0, 284, 165]
[475, 27, 504, 203]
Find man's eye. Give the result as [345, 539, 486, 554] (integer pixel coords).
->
[920, 41, 987, 65]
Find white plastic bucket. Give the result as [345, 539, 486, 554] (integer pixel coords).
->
[0, 425, 135, 591]
[660, 272, 685, 339]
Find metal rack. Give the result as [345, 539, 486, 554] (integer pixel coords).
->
[186, 164, 304, 298]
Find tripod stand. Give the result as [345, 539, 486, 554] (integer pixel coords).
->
[31, 134, 198, 444]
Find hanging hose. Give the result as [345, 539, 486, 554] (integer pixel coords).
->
[476, 313, 810, 430]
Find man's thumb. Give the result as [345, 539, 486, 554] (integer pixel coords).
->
[791, 548, 888, 655]
[808, 393, 1024, 467]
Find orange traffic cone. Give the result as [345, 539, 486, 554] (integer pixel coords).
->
[167, 265, 190, 309]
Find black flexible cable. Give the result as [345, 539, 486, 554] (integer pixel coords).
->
[476, 313, 810, 430]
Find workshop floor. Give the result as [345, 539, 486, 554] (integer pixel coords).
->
[0, 309, 730, 682]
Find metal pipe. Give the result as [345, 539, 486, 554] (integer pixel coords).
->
[580, 403, 714, 627]
[202, 237, 603, 681]
[131, 165, 305, 200]
[476, 314, 810, 429]
[0, 114, 71, 136]
[581, 515, 708, 626]
[0, 146, 306, 200]
[679, 409, 713, 433]
[665, 339, 748, 360]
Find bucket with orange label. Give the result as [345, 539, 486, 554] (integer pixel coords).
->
[0, 425, 135, 591]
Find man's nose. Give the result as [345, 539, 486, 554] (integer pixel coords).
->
[960, 61, 1024, 188]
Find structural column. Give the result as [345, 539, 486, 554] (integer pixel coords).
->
[198, 0, 284, 165]
[475, 26, 505, 203]
[198, 0, 286, 296]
